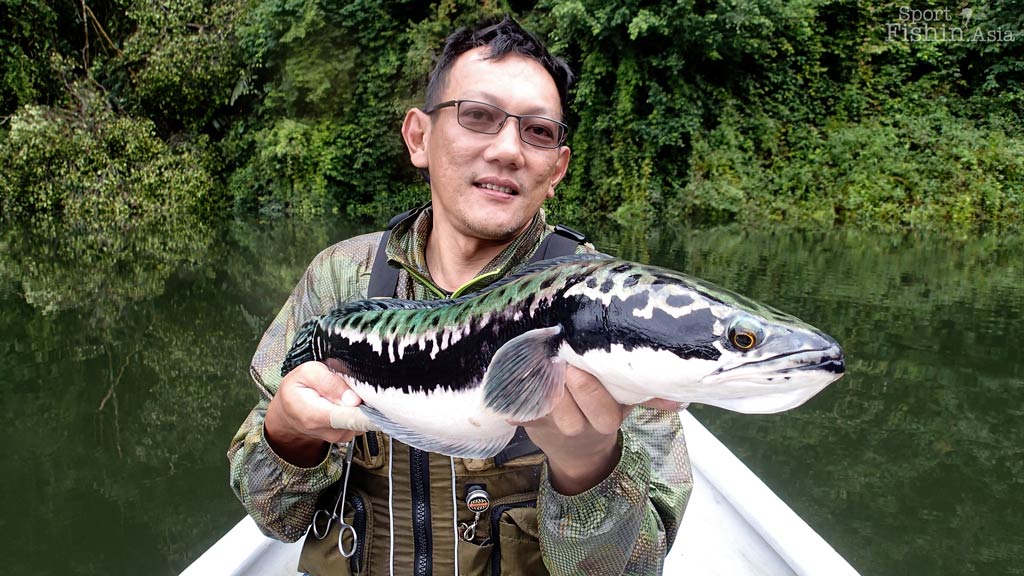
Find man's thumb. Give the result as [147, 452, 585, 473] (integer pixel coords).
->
[329, 406, 379, 432]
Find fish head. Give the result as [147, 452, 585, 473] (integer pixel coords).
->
[694, 307, 845, 414]
[561, 260, 845, 414]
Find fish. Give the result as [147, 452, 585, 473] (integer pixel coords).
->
[282, 253, 844, 459]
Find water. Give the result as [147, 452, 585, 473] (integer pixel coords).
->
[0, 217, 1021, 575]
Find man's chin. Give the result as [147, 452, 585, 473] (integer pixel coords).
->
[467, 227, 522, 242]
[463, 217, 531, 242]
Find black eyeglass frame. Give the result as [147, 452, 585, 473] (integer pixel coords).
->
[423, 99, 569, 149]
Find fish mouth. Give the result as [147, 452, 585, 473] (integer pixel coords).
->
[792, 356, 845, 374]
[733, 345, 845, 374]
[697, 345, 845, 414]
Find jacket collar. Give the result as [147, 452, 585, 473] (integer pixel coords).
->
[386, 205, 548, 296]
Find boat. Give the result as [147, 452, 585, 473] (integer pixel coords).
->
[180, 412, 860, 575]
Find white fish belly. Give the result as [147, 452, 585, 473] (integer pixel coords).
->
[349, 380, 514, 442]
[558, 344, 719, 405]
[560, 343, 840, 415]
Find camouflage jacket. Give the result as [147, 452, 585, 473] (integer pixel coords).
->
[227, 207, 693, 575]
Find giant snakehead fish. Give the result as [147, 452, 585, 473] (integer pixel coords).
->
[282, 253, 845, 459]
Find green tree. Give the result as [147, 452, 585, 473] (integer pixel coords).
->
[2, 0, 1023, 231]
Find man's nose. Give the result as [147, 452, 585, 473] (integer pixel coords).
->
[483, 118, 525, 167]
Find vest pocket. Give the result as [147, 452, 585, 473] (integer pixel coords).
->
[456, 495, 546, 576]
[353, 432, 386, 470]
[456, 539, 494, 576]
[297, 488, 373, 576]
[490, 498, 547, 576]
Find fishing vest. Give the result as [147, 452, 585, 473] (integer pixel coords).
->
[297, 210, 587, 576]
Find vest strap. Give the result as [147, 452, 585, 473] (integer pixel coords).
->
[367, 204, 429, 298]
[527, 223, 587, 265]
[494, 427, 542, 467]
[367, 230, 399, 299]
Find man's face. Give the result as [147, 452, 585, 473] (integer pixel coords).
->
[406, 47, 571, 241]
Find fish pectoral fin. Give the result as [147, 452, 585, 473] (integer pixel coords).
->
[359, 405, 514, 459]
[482, 326, 566, 422]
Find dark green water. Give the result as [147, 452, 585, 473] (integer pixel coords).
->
[1, 217, 1021, 575]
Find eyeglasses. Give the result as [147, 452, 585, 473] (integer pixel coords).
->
[423, 100, 568, 149]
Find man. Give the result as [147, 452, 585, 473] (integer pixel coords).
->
[228, 16, 692, 576]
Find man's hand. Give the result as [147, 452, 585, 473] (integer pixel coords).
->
[517, 365, 633, 496]
[264, 361, 363, 467]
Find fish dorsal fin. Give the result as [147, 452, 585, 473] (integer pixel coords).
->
[281, 318, 319, 376]
[444, 252, 610, 305]
[482, 326, 566, 422]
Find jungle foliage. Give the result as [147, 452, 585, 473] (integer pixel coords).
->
[0, 0, 1021, 233]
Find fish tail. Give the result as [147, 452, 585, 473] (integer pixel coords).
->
[281, 318, 319, 376]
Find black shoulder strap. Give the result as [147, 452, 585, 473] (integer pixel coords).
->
[527, 224, 587, 265]
[493, 427, 540, 467]
[366, 206, 423, 298]
[367, 231, 397, 298]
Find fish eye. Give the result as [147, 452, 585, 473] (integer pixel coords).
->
[728, 316, 763, 351]
[731, 330, 756, 350]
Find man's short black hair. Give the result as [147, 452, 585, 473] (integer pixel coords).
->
[424, 16, 574, 120]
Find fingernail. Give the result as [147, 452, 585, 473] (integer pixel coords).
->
[342, 390, 360, 406]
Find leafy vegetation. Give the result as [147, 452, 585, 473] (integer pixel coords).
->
[1, 0, 1021, 233]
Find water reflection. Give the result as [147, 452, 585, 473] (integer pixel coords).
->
[0, 216, 372, 574]
[0, 217, 1020, 575]
[593, 223, 1023, 575]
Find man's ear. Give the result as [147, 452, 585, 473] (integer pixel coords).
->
[546, 146, 572, 199]
[402, 108, 430, 169]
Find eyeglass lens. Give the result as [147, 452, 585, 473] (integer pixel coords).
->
[456, 101, 563, 148]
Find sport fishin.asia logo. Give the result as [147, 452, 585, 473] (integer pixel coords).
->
[885, 6, 1016, 42]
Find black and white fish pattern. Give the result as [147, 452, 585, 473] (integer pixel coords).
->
[283, 254, 845, 458]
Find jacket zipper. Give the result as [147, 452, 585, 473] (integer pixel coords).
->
[396, 263, 501, 576]
[394, 267, 456, 576]
[410, 447, 432, 576]
[365, 431, 379, 458]
[349, 492, 367, 575]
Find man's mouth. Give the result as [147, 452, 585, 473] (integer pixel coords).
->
[476, 182, 518, 196]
